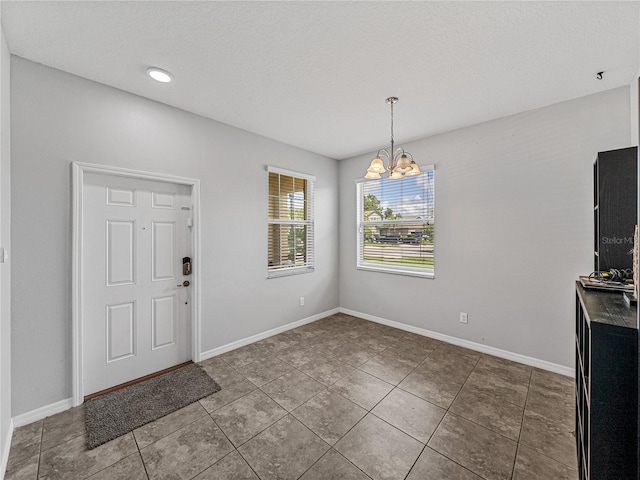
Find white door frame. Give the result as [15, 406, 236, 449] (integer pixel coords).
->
[71, 162, 202, 406]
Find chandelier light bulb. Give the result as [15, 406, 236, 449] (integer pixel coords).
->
[368, 156, 386, 173]
[389, 169, 403, 180]
[405, 161, 422, 176]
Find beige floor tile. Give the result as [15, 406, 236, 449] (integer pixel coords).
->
[525, 386, 574, 422]
[199, 376, 257, 413]
[529, 368, 573, 394]
[475, 355, 532, 385]
[199, 359, 247, 388]
[326, 342, 378, 367]
[407, 447, 482, 480]
[4, 453, 38, 480]
[418, 349, 477, 383]
[298, 357, 356, 386]
[398, 333, 443, 352]
[352, 333, 396, 353]
[193, 450, 259, 480]
[372, 388, 445, 443]
[300, 449, 370, 480]
[6, 420, 42, 470]
[39, 433, 137, 480]
[449, 386, 524, 440]
[463, 370, 529, 407]
[261, 369, 326, 411]
[379, 344, 430, 367]
[237, 356, 294, 387]
[519, 408, 577, 470]
[292, 389, 366, 445]
[513, 445, 578, 480]
[428, 414, 517, 480]
[218, 345, 273, 370]
[41, 405, 86, 452]
[330, 370, 394, 410]
[275, 345, 326, 368]
[252, 334, 299, 355]
[140, 416, 233, 480]
[358, 354, 415, 385]
[211, 390, 287, 446]
[398, 367, 464, 409]
[239, 415, 329, 480]
[87, 452, 147, 480]
[133, 401, 208, 448]
[335, 414, 423, 480]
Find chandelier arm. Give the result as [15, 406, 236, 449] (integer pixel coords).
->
[377, 149, 391, 159]
[392, 148, 405, 161]
[393, 149, 413, 161]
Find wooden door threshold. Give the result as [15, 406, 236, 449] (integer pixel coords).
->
[84, 360, 194, 402]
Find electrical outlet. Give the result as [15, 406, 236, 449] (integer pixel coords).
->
[299, 297, 305, 307]
[460, 312, 468, 324]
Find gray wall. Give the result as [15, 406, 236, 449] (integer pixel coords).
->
[9, 53, 634, 415]
[339, 87, 631, 369]
[10, 56, 339, 415]
[0, 17, 11, 470]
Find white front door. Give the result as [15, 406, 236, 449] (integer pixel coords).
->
[82, 173, 192, 396]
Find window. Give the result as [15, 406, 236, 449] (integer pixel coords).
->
[268, 167, 315, 278]
[357, 166, 435, 278]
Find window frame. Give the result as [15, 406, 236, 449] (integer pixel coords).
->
[356, 165, 435, 279]
[267, 166, 315, 279]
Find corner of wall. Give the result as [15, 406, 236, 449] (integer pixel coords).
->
[630, 75, 639, 147]
[0, 419, 13, 479]
[0, 16, 12, 479]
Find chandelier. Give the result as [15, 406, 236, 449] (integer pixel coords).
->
[365, 97, 421, 180]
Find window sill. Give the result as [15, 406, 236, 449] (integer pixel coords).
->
[357, 264, 434, 279]
[268, 266, 314, 279]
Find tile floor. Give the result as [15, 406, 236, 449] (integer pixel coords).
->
[5, 313, 577, 480]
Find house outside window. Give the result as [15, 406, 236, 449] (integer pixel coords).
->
[268, 167, 315, 278]
[357, 166, 435, 278]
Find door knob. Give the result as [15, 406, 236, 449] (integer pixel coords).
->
[177, 280, 190, 287]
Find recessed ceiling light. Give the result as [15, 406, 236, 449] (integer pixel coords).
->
[146, 67, 173, 83]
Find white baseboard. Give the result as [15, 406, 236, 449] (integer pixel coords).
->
[8, 309, 341, 434]
[339, 308, 574, 377]
[200, 308, 340, 361]
[0, 418, 14, 480]
[9, 303, 571, 445]
[12, 397, 74, 429]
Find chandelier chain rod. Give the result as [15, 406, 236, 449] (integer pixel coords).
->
[390, 101, 394, 168]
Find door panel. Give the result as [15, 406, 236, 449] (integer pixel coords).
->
[106, 186, 136, 206]
[83, 173, 192, 395]
[106, 302, 136, 362]
[106, 220, 136, 286]
[152, 295, 176, 349]
[152, 222, 175, 281]
[152, 191, 176, 209]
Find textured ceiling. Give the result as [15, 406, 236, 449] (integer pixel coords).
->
[1, 1, 639, 159]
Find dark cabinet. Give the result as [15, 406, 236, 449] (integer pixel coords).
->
[575, 282, 637, 480]
[593, 147, 637, 273]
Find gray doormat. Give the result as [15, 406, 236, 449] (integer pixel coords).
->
[85, 364, 220, 449]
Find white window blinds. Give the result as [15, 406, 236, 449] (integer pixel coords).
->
[357, 166, 435, 278]
[268, 167, 315, 278]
